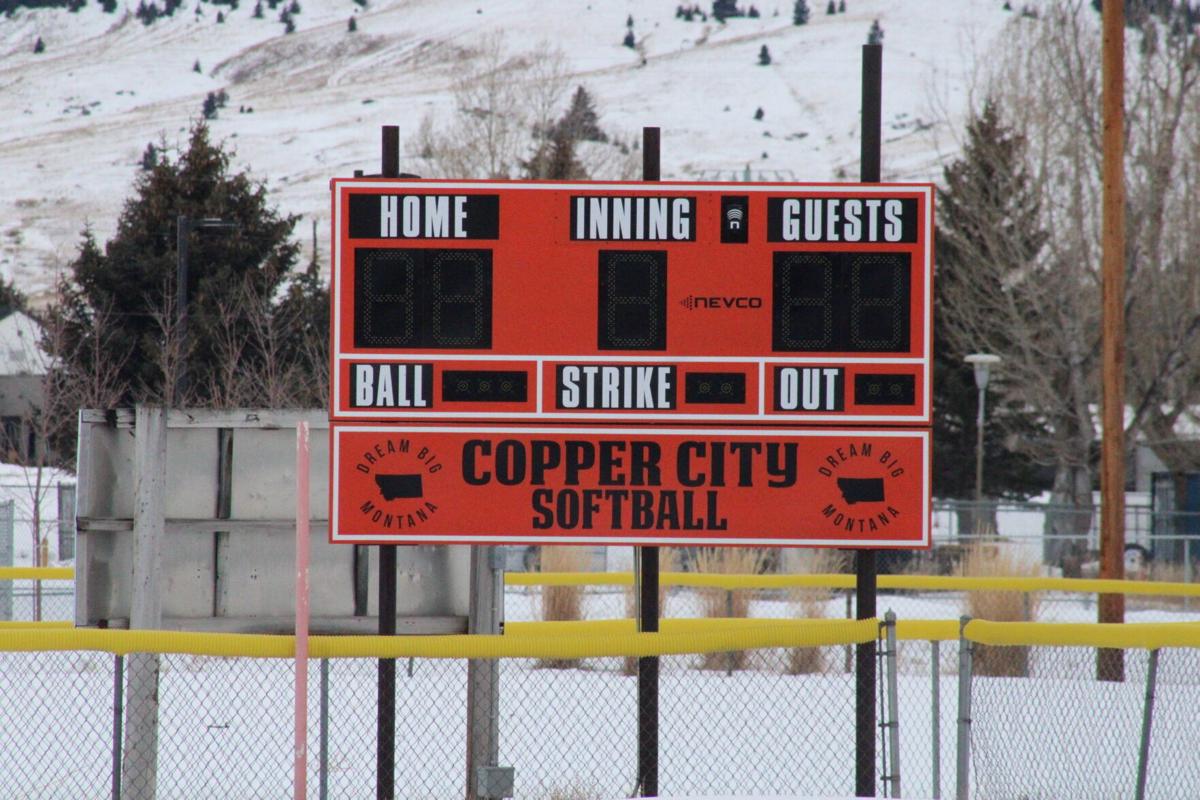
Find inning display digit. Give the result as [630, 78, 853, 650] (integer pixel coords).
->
[355, 248, 492, 349]
[773, 251, 910, 353]
[597, 250, 667, 350]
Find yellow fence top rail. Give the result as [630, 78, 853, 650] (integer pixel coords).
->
[0, 619, 879, 659]
[506, 570, 1200, 597]
[0, 567, 75, 581]
[6, 617, 1200, 656]
[965, 620, 1200, 650]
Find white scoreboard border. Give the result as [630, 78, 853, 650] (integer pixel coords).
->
[331, 181, 934, 425]
[329, 424, 931, 549]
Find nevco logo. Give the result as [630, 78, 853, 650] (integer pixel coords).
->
[680, 295, 764, 310]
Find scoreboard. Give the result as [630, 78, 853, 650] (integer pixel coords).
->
[329, 179, 933, 548]
[330, 181, 933, 424]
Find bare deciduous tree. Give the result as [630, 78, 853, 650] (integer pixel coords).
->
[941, 2, 1200, 554]
[409, 35, 638, 180]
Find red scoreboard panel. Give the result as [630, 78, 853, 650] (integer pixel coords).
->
[330, 180, 933, 425]
[330, 425, 930, 548]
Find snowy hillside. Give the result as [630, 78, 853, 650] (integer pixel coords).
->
[0, 0, 1014, 302]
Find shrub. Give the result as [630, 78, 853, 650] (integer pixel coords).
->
[963, 542, 1040, 676]
[536, 546, 590, 669]
[786, 549, 848, 675]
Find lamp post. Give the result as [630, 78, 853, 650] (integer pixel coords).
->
[965, 353, 1002, 505]
[175, 215, 237, 404]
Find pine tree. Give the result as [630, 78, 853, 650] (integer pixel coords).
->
[202, 92, 219, 120]
[748, 5, 760, 18]
[793, 0, 810, 24]
[622, 29, 636, 48]
[33, 36, 44, 54]
[253, 0, 262, 16]
[867, 18, 884, 44]
[193, 59, 202, 73]
[50, 122, 300, 408]
[141, 144, 159, 171]
[826, 0, 835, 14]
[626, 13, 633, 27]
[554, 86, 607, 143]
[102, 0, 118, 12]
[933, 100, 1048, 500]
[838, 0, 845, 12]
[757, 44, 771, 65]
[347, 15, 356, 31]
[288, 0, 298, 14]
[216, 10, 224, 21]
[754, 106, 764, 120]
[712, 0, 738, 22]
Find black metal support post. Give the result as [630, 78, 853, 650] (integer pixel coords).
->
[174, 215, 191, 404]
[636, 125, 661, 800]
[377, 544, 397, 800]
[112, 653, 124, 800]
[856, 42, 883, 799]
[376, 124, 401, 800]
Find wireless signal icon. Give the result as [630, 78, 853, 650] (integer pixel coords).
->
[720, 195, 749, 243]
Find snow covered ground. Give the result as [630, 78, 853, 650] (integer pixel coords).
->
[0, 0, 1019, 303]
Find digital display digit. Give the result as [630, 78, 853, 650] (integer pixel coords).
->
[597, 250, 667, 350]
[772, 251, 910, 353]
[354, 248, 492, 349]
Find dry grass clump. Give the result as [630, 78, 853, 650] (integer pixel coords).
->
[961, 542, 1041, 676]
[542, 783, 605, 800]
[786, 549, 849, 675]
[692, 547, 774, 671]
[536, 546, 590, 669]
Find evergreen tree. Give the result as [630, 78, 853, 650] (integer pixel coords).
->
[0, 276, 26, 316]
[347, 14, 356, 31]
[622, 29, 635, 48]
[102, 0, 117, 11]
[626, 13, 633, 26]
[838, 0, 845, 10]
[757, 44, 771, 65]
[288, 0, 298, 13]
[33, 36, 44, 53]
[867, 18, 884, 44]
[712, 0, 737, 21]
[202, 92, 219, 119]
[747, 5, 759, 17]
[793, 0, 810, 24]
[253, 0, 262, 16]
[522, 133, 588, 180]
[140, 143, 159, 171]
[554, 86, 607, 143]
[193, 59, 202, 73]
[826, 0, 835, 14]
[50, 122, 300, 408]
[934, 100, 1049, 500]
[216, 10, 224, 21]
[753, 106, 764, 120]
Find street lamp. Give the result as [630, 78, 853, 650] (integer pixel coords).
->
[964, 353, 1002, 504]
[176, 215, 238, 403]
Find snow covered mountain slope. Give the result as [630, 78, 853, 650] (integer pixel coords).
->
[0, 0, 1014, 302]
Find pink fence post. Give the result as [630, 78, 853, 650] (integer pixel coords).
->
[294, 421, 311, 800]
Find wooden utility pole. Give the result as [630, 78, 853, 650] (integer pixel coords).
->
[1098, 0, 1126, 681]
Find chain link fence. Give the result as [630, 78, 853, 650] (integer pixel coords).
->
[3, 620, 1199, 799]
[1, 481, 75, 623]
